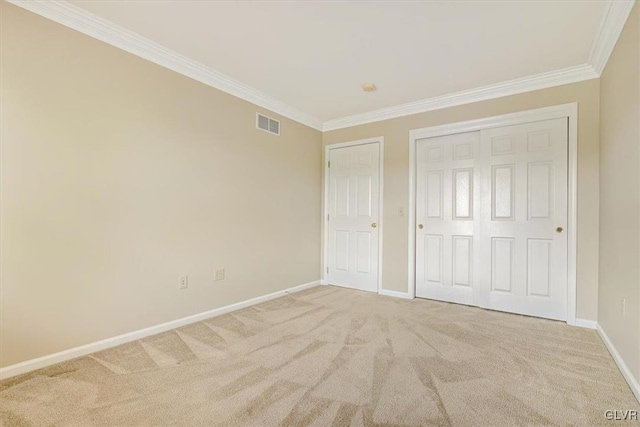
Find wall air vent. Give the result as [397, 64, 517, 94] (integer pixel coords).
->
[256, 113, 280, 136]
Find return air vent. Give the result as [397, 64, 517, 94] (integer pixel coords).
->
[256, 113, 280, 136]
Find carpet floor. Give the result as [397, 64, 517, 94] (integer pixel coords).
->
[1, 285, 638, 426]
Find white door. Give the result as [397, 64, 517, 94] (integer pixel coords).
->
[415, 118, 568, 321]
[327, 143, 380, 292]
[415, 132, 481, 305]
[478, 118, 568, 320]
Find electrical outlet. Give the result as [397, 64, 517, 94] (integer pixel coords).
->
[214, 268, 225, 281]
[179, 275, 188, 289]
[622, 298, 626, 316]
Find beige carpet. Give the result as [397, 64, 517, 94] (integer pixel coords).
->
[1, 285, 638, 426]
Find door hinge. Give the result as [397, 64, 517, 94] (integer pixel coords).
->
[326, 266, 329, 273]
[327, 160, 330, 168]
[327, 213, 330, 221]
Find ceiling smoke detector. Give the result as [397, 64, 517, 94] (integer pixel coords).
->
[362, 83, 377, 92]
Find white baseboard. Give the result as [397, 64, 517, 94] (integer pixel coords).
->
[596, 323, 640, 403]
[378, 289, 414, 299]
[5, 284, 638, 406]
[0, 280, 320, 381]
[574, 318, 598, 329]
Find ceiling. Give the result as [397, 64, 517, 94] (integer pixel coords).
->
[17, 1, 628, 129]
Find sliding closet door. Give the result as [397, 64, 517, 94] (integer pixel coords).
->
[415, 118, 569, 321]
[415, 132, 481, 305]
[478, 118, 568, 320]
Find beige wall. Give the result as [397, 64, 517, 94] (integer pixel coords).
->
[0, 2, 322, 367]
[323, 79, 601, 321]
[598, 3, 640, 381]
[4, 0, 631, 371]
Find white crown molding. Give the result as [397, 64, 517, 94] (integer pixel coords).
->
[589, 0, 636, 75]
[8, 0, 633, 133]
[323, 0, 632, 131]
[6, 0, 324, 131]
[322, 64, 598, 131]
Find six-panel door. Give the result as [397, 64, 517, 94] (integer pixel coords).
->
[478, 118, 568, 320]
[415, 132, 481, 305]
[327, 143, 380, 292]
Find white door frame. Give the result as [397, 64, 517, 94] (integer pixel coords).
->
[408, 103, 578, 325]
[323, 137, 384, 294]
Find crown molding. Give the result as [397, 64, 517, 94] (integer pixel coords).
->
[322, 0, 632, 131]
[6, 0, 324, 131]
[322, 64, 598, 131]
[589, 0, 636, 75]
[9, 0, 632, 133]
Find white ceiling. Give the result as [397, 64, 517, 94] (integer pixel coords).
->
[66, 0, 609, 123]
[56, 1, 611, 125]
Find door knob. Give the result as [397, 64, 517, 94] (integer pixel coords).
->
[556, 227, 563, 233]
[371, 222, 377, 228]
[418, 224, 424, 229]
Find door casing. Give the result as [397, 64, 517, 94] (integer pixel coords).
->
[323, 137, 384, 294]
[408, 103, 578, 326]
